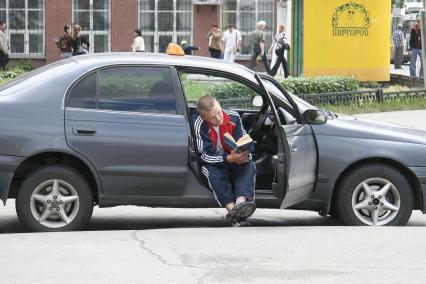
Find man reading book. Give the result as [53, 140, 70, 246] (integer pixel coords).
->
[193, 95, 256, 226]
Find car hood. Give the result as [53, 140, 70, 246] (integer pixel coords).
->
[312, 114, 426, 145]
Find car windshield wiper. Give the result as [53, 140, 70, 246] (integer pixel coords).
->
[321, 109, 338, 119]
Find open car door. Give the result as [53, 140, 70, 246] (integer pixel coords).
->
[255, 75, 318, 208]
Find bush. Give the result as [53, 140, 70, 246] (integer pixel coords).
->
[278, 76, 360, 95]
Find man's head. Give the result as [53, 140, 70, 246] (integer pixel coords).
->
[227, 24, 234, 32]
[256, 21, 266, 30]
[397, 24, 403, 31]
[197, 95, 223, 127]
[415, 20, 420, 29]
[180, 40, 187, 46]
[0, 21, 6, 31]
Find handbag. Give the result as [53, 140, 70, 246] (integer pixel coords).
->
[283, 43, 290, 50]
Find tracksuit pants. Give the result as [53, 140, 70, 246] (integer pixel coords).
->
[202, 161, 256, 207]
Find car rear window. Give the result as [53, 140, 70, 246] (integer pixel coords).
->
[67, 66, 177, 114]
[0, 61, 76, 95]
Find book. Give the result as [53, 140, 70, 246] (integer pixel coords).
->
[224, 132, 254, 153]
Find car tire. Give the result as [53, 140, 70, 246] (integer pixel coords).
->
[16, 165, 94, 232]
[336, 164, 413, 226]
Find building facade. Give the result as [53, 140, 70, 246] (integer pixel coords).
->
[0, 0, 284, 68]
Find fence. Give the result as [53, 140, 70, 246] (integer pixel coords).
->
[301, 88, 426, 106]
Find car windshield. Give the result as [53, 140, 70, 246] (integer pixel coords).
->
[262, 79, 318, 113]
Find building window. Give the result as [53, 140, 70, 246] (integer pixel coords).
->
[221, 0, 274, 56]
[0, 0, 45, 57]
[139, 0, 192, 53]
[73, 0, 111, 53]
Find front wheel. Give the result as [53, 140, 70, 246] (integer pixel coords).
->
[336, 164, 413, 226]
[16, 165, 94, 232]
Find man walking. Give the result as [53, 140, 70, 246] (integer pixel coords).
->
[409, 20, 423, 77]
[0, 21, 9, 70]
[248, 21, 270, 74]
[392, 24, 404, 69]
[222, 25, 242, 63]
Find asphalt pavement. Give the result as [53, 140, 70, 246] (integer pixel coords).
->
[1, 110, 426, 283]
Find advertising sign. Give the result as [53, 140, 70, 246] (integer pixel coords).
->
[304, 0, 391, 81]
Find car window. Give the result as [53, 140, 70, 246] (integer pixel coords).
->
[67, 66, 177, 114]
[179, 72, 261, 111]
[68, 72, 97, 109]
[98, 66, 176, 114]
[263, 80, 298, 124]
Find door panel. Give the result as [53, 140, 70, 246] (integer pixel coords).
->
[65, 109, 188, 196]
[280, 124, 317, 208]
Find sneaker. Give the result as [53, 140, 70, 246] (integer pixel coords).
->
[234, 201, 256, 220]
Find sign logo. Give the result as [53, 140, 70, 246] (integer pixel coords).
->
[332, 2, 371, 37]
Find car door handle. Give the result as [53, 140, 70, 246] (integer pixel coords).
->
[272, 155, 284, 164]
[72, 126, 96, 136]
[289, 143, 298, 152]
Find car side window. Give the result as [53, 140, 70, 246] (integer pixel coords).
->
[179, 72, 261, 111]
[98, 66, 177, 114]
[67, 72, 97, 109]
[67, 66, 177, 114]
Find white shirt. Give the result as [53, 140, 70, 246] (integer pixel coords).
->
[132, 36, 145, 52]
[213, 126, 223, 152]
[222, 29, 241, 52]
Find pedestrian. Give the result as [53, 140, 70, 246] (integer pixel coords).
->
[222, 24, 242, 63]
[269, 24, 290, 78]
[193, 95, 256, 227]
[71, 24, 90, 56]
[409, 20, 423, 77]
[207, 24, 223, 59]
[0, 20, 10, 70]
[131, 28, 145, 52]
[392, 24, 404, 69]
[180, 40, 200, 55]
[58, 25, 73, 58]
[248, 20, 270, 74]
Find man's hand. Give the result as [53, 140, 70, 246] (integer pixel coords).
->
[226, 150, 249, 165]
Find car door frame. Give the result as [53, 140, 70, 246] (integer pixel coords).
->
[256, 74, 318, 208]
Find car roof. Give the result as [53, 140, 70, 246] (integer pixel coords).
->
[68, 52, 257, 81]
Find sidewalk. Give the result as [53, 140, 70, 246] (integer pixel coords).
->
[390, 63, 410, 76]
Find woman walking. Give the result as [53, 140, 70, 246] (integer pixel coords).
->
[131, 28, 145, 52]
[71, 24, 90, 56]
[269, 24, 289, 78]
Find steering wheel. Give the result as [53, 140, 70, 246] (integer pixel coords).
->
[250, 104, 271, 134]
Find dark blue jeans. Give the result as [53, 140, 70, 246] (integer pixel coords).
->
[202, 161, 256, 207]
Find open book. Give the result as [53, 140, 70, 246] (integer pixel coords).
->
[224, 132, 254, 153]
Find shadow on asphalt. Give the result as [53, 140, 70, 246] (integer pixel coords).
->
[0, 214, 344, 234]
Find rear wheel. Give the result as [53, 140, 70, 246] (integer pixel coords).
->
[336, 164, 413, 226]
[16, 165, 93, 232]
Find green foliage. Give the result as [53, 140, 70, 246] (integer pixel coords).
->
[278, 76, 360, 95]
[207, 81, 255, 99]
[15, 59, 33, 72]
[98, 76, 159, 98]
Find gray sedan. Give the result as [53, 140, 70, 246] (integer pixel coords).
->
[0, 53, 425, 231]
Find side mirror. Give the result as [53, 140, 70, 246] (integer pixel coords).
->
[304, 109, 327, 125]
[252, 95, 263, 107]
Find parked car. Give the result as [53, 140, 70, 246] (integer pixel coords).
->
[0, 52, 425, 232]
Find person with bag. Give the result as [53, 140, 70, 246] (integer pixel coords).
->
[207, 24, 223, 59]
[269, 24, 290, 78]
[248, 21, 270, 73]
[222, 25, 242, 63]
[71, 24, 90, 56]
[0, 21, 10, 70]
[55, 25, 73, 58]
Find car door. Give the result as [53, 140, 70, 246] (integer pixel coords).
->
[64, 65, 188, 196]
[257, 75, 318, 208]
